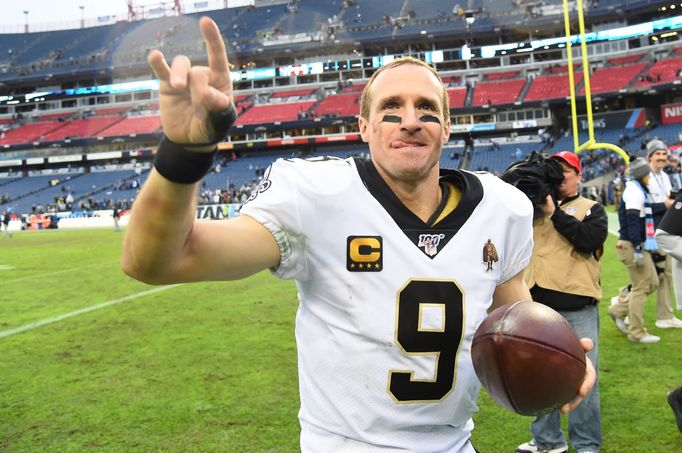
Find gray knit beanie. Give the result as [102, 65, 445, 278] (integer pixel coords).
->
[629, 157, 651, 180]
[646, 139, 668, 157]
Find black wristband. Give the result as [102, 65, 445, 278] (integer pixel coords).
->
[154, 136, 216, 184]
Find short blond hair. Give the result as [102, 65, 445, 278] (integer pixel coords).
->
[359, 56, 450, 123]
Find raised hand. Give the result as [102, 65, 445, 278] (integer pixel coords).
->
[147, 17, 233, 147]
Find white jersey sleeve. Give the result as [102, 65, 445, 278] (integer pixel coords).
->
[239, 156, 354, 281]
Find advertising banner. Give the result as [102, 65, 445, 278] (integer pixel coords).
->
[573, 108, 648, 130]
[661, 102, 682, 125]
[195, 204, 241, 220]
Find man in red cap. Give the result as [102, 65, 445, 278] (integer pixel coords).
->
[517, 151, 607, 453]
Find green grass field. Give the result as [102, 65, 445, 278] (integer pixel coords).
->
[1, 226, 681, 452]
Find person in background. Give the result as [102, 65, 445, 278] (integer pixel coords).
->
[517, 151, 606, 453]
[113, 206, 121, 231]
[657, 190, 682, 312]
[612, 172, 624, 208]
[120, 17, 596, 452]
[608, 157, 661, 343]
[2, 209, 11, 238]
[645, 139, 682, 329]
[654, 194, 682, 432]
[665, 151, 682, 197]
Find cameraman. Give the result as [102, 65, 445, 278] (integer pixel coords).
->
[517, 151, 607, 453]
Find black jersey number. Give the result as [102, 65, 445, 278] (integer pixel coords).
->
[389, 280, 464, 402]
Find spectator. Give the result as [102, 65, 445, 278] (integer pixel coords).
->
[645, 139, 682, 329]
[517, 152, 606, 453]
[2, 210, 12, 238]
[655, 195, 682, 433]
[612, 172, 625, 207]
[657, 190, 682, 308]
[121, 19, 596, 452]
[608, 158, 661, 343]
[113, 206, 121, 231]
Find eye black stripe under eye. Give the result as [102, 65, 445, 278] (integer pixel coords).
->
[382, 115, 402, 123]
[420, 114, 441, 124]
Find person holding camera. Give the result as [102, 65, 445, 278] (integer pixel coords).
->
[609, 157, 662, 343]
[517, 151, 606, 453]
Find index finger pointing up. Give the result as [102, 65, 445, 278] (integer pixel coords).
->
[199, 16, 229, 75]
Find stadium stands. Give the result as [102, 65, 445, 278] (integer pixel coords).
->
[277, 0, 336, 36]
[314, 92, 360, 117]
[270, 88, 317, 99]
[524, 72, 584, 102]
[1, 1, 682, 218]
[35, 112, 75, 122]
[0, 122, 66, 145]
[234, 101, 316, 125]
[607, 53, 645, 65]
[41, 116, 123, 141]
[447, 88, 467, 109]
[471, 79, 527, 106]
[468, 142, 541, 175]
[634, 56, 682, 88]
[579, 62, 648, 94]
[486, 71, 521, 80]
[98, 116, 162, 137]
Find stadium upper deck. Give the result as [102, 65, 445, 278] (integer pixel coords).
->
[0, 0, 671, 86]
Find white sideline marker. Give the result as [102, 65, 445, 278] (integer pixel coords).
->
[0, 284, 180, 339]
[0, 260, 117, 285]
[607, 211, 619, 237]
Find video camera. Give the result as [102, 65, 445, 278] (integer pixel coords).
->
[501, 151, 565, 217]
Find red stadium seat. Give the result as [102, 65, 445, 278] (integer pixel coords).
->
[634, 57, 682, 88]
[98, 116, 162, 137]
[524, 73, 584, 102]
[471, 79, 526, 106]
[314, 93, 361, 117]
[41, 116, 123, 141]
[579, 62, 648, 94]
[234, 101, 316, 125]
[0, 121, 67, 145]
[447, 87, 467, 108]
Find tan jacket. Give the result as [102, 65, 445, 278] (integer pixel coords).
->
[524, 196, 602, 300]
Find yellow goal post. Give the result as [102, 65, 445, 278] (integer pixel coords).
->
[563, 0, 630, 165]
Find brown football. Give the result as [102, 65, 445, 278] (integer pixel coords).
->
[471, 300, 586, 416]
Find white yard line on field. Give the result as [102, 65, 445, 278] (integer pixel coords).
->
[0, 284, 181, 339]
[607, 211, 619, 237]
[0, 260, 118, 285]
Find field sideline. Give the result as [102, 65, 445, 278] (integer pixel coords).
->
[1, 225, 680, 452]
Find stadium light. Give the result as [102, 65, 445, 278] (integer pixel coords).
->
[80, 5, 85, 29]
[23, 10, 29, 33]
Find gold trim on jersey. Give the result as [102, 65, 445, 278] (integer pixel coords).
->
[431, 181, 462, 226]
[418, 303, 446, 332]
[387, 278, 466, 404]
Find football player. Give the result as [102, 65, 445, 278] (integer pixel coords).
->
[122, 17, 596, 452]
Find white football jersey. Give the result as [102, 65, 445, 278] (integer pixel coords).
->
[240, 156, 533, 452]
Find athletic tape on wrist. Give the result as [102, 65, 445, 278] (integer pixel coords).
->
[207, 102, 238, 145]
[154, 136, 217, 184]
